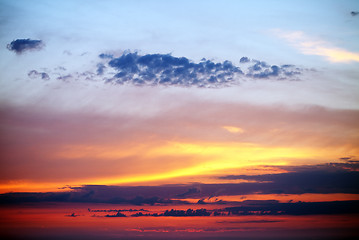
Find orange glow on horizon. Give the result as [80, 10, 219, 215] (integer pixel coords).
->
[0, 139, 355, 193]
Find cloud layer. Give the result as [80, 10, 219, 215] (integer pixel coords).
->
[1, 161, 358, 205]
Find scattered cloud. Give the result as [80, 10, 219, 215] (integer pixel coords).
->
[272, 29, 359, 63]
[87, 201, 359, 217]
[7, 39, 44, 54]
[100, 52, 302, 87]
[28, 70, 50, 80]
[106, 52, 243, 87]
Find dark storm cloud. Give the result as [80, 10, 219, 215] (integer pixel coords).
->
[28, 70, 50, 80]
[99, 52, 302, 87]
[7, 38, 44, 54]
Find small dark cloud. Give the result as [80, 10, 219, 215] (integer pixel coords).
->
[239, 57, 250, 63]
[104, 211, 127, 217]
[66, 212, 79, 217]
[351, 11, 359, 16]
[57, 74, 72, 82]
[99, 53, 113, 59]
[7, 39, 44, 54]
[28, 70, 50, 80]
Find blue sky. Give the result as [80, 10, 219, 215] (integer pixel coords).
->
[1, 0, 358, 107]
[0, 0, 359, 191]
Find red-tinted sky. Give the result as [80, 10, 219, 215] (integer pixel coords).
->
[1, 0, 359, 239]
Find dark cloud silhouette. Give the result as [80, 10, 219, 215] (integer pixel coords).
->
[7, 39, 44, 54]
[219, 162, 359, 194]
[66, 212, 79, 217]
[225, 200, 359, 216]
[104, 211, 127, 217]
[0, 187, 185, 205]
[351, 11, 359, 16]
[163, 208, 211, 216]
[28, 70, 50, 80]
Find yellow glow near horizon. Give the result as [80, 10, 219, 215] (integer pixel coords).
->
[1, 140, 354, 193]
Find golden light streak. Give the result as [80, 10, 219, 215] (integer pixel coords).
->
[1, 140, 355, 193]
[272, 29, 359, 63]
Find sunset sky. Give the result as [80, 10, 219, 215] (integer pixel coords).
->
[1, 0, 359, 239]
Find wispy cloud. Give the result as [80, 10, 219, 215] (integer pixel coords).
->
[272, 29, 359, 63]
[222, 126, 245, 134]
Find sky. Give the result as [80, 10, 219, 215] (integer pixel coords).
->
[0, 0, 359, 239]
